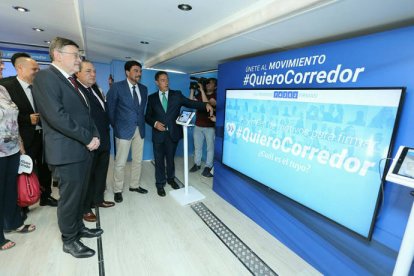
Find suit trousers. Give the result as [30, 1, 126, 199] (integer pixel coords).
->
[153, 134, 178, 188]
[83, 149, 110, 213]
[53, 153, 92, 243]
[113, 127, 144, 193]
[0, 152, 23, 243]
[25, 130, 52, 199]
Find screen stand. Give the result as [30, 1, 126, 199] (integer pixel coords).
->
[393, 193, 414, 276]
[170, 125, 205, 205]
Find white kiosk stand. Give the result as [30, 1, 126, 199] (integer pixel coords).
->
[386, 146, 414, 276]
[169, 111, 205, 205]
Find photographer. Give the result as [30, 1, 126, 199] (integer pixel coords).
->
[189, 77, 217, 177]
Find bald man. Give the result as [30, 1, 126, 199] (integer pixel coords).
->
[3, 57, 58, 207]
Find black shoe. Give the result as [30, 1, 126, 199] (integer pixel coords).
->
[63, 240, 95, 258]
[157, 187, 166, 197]
[78, 227, 103, 238]
[40, 196, 58, 207]
[202, 167, 213, 178]
[167, 180, 180, 189]
[114, 192, 123, 203]
[190, 164, 201, 172]
[129, 187, 148, 194]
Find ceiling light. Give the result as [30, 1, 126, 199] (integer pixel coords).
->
[32, 27, 44, 32]
[13, 6, 30, 12]
[178, 4, 192, 11]
[140, 41, 149, 44]
[44, 40, 51, 44]
[125, 56, 131, 59]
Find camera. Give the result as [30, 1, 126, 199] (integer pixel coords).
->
[189, 76, 208, 90]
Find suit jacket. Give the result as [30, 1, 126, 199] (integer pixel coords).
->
[2, 77, 37, 148]
[106, 80, 148, 140]
[78, 82, 110, 152]
[145, 90, 206, 143]
[32, 65, 98, 165]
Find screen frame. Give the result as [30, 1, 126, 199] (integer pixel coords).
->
[220, 86, 406, 240]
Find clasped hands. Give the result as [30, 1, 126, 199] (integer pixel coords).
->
[87, 137, 100, 151]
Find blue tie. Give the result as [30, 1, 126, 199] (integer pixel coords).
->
[132, 86, 139, 105]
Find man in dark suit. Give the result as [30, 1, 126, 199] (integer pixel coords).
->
[106, 61, 148, 203]
[32, 37, 102, 258]
[2, 57, 57, 207]
[145, 71, 213, 197]
[0, 52, 31, 85]
[75, 60, 114, 222]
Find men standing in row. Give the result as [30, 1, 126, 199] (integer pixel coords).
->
[145, 71, 213, 197]
[33, 37, 102, 258]
[76, 60, 114, 223]
[2, 56, 58, 206]
[189, 78, 217, 177]
[106, 61, 148, 203]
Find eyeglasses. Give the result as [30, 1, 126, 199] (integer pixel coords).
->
[58, 51, 82, 59]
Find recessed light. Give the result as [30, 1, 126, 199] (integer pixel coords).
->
[178, 4, 192, 11]
[32, 27, 44, 32]
[13, 6, 30, 12]
[125, 56, 131, 59]
[140, 41, 149, 44]
[44, 40, 51, 44]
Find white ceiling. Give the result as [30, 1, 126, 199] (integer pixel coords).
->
[0, 0, 413, 74]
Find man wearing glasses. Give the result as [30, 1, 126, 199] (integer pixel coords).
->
[32, 37, 102, 258]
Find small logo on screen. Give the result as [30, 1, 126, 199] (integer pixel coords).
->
[273, 91, 298, 99]
[226, 122, 236, 136]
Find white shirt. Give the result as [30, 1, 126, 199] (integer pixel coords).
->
[78, 81, 105, 110]
[127, 79, 141, 105]
[17, 77, 35, 111]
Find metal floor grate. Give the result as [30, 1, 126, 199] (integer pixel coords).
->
[191, 202, 278, 276]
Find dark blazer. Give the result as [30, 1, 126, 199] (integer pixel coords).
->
[78, 82, 110, 152]
[145, 90, 206, 143]
[106, 80, 148, 140]
[2, 77, 37, 148]
[32, 66, 98, 165]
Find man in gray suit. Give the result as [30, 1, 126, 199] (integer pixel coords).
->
[32, 37, 102, 258]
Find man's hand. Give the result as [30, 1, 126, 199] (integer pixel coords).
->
[206, 103, 213, 116]
[87, 137, 100, 151]
[30, 113, 40, 125]
[155, 121, 166, 131]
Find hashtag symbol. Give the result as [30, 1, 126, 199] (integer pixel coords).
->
[243, 74, 249, 85]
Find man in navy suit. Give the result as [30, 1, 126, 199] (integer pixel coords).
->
[76, 60, 114, 223]
[106, 61, 148, 203]
[32, 37, 102, 258]
[2, 57, 58, 207]
[145, 71, 213, 197]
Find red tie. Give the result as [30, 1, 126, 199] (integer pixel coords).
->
[68, 76, 79, 90]
[68, 76, 88, 106]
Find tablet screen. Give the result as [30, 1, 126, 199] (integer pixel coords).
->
[177, 111, 194, 124]
[393, 148, 414, 179]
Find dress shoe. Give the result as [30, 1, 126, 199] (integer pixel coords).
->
[157, 187, 166, 197]
[201, 167, 214, 178]
[63, 239, 95, 258]
[114, 192, 123, 203]
[190, 164, 201, 172]
[167, 180, 180, 190]
[129, 187, 148, 194]
[83, 212, 97, 222]
[40, 196, 58, 207]
[78, 227, 103, 238]
[96, 201, 115, 208]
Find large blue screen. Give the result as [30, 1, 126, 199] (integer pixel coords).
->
[222, 88, 404, 237]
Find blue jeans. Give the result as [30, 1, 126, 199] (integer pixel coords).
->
[193, 126, 215, 168]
